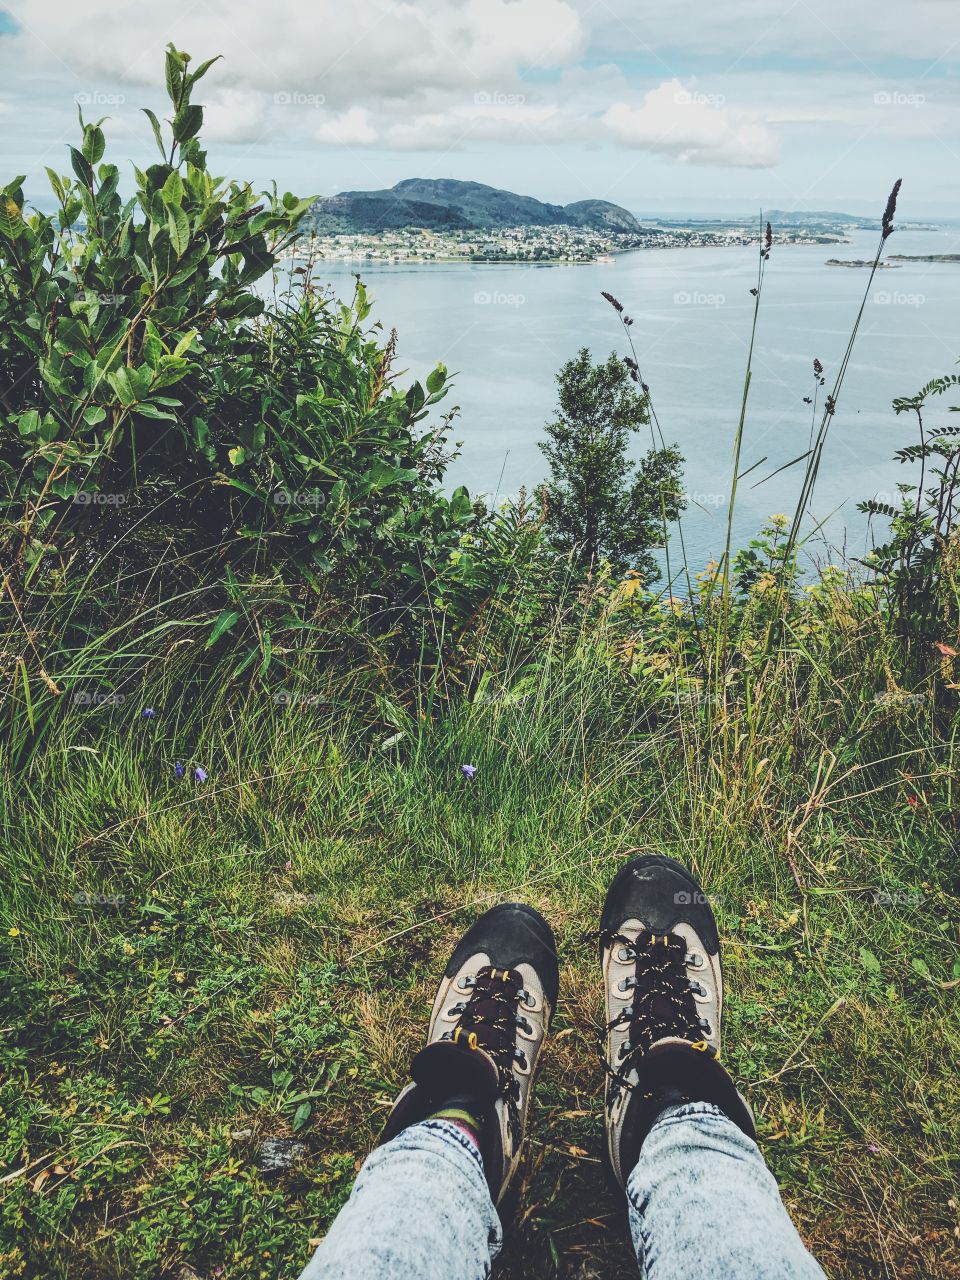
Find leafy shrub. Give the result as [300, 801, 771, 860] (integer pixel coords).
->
[539, 347, 685, 580]
[0, 47, 483, 594]
[0, 46, 508, 724]
[858, 373, 960, 643]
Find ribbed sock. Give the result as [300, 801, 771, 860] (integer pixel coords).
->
[426, 1098, 484, 1147]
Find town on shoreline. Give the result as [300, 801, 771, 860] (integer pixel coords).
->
[283, 220, 854, 266]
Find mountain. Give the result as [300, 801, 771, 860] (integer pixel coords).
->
[307, 179, 642, 234]
[765, 209, 876, 227]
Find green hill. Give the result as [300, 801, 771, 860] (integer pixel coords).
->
[307, 178, 642, 234]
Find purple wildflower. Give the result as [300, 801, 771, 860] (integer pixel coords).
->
[195, 767, 208, 783]
[174, 761, 185, 780]
[141, 707, 156, 721]
[461, 764, 477, 780]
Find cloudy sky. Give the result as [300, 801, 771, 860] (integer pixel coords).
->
[0, 0, 957, 217]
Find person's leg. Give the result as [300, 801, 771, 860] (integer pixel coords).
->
[298, 902, 559, 1280]
[595, 855, 825, 1280]
[299, 1118, 499, 1280]
[626, 1102, 825, 1278]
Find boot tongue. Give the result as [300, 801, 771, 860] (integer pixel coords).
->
[411, 1040, 501, 1105]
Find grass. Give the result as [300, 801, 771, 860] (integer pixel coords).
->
[3, 602, 959, 1280]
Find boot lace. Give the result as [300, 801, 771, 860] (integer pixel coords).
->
[441, 965, 532, 1095]
[588, 928, 714, 1096]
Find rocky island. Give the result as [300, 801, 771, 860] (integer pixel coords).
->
[285, 180, 860, 264]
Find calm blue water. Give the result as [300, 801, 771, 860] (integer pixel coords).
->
[312, 226, 960, 574]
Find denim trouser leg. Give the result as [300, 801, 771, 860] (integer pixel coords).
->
[627, 1102, 826, 1279]
[299, 1106, 825, 1280]
[298, 1119, 502, 1280]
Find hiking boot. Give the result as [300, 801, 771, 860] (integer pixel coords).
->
[597, 854, 755, 1188]
[380, 902, 559, 1204]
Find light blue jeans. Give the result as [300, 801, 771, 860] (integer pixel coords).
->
[299, 1103, 826, 1279]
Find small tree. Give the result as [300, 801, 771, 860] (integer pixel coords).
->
[539, 347, 684, 579]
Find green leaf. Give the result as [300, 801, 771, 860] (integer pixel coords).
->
[911, 956, 931, 980]
[292, 1101, 312, 1131]
[141, 108, 166, 158]
[82, 124, 105, 166]
[108, 366, 138, 406]
[45, 167, 66, 203]
[17, 410, 41, 437]
[859, 948, 881, 975]
[0, 196, 23, 240]
[82, 405, 108, 426]
[69, 147, 94, 187]
[167, 205, 191, 257]
[135, 402, 177, 421]
[172, 104, 203, 144]
[161, 170, 184, 206]
[186, 55, 223, 89]
[206, 609, 241, 648]
[227, 446, 246, 465]
[173, 330, 198, 358]
[164, 45, 185, 105]
[426, 364, 447, 394]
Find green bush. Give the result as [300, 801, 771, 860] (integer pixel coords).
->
[0, 47, 482, 605]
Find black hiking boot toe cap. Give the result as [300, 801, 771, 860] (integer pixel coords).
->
[443, 902, 560, 1010]
[601, 855, 719, 953]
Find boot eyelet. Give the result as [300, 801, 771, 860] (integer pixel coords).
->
[518, 988, 540, 1011]
[513, 1048, 530, 1074]
[688, 981, 707, 999]
[616, 946, 635, 962]
[685, 952, 704, 969]
[699, 1018, 712, 1034]
[515, 1015, 535, 1037]
[617, 977, 636, 993]
[456, 976, 476, 991]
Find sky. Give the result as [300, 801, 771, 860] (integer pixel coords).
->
[0, 0, 958, 219]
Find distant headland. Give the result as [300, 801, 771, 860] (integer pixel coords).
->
[307, 178, 642, 234]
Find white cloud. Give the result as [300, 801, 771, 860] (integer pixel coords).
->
[4, 0, 583, 103]
[315, 107, 378, 147]
[202, 87, 268, 143]
[2, 0, 958, 208]
[602, 81, 780, 167]
[580, 0, 955, 64]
